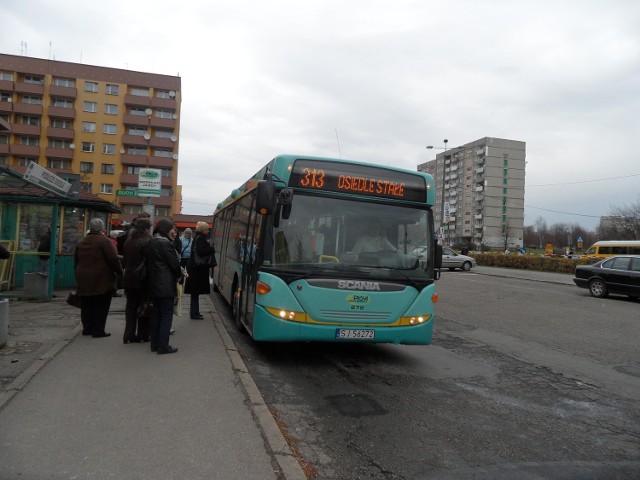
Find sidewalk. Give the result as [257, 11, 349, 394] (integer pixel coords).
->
[0, 291, 306, 480]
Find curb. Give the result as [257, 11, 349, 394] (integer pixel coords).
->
[212, 308, 307, 480]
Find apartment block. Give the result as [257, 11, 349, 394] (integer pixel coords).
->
[418, 137, 526, 250]
[0, 53, 181, 222]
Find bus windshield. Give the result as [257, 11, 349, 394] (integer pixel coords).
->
[265, 193, 433, 279]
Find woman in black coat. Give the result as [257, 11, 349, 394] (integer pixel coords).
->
[184, 221, 215, 319]
[122, 217, 153, 344]
[145, 219, 183, 354]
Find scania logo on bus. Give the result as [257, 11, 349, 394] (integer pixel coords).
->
[337, 280, 381, 291]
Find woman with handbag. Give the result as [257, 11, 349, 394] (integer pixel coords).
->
[184, 221, 215, 320]
[122, 217, 153, 344]
[73, 218, 123, 337]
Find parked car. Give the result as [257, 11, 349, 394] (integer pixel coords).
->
[573, 255, 640, 299]
[442, 247, 476, 271]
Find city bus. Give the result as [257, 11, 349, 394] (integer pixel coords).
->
[211, 154, 442, 344]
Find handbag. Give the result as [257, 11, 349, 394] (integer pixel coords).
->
[66, 291, 81, 308]
[193, 244, 217, 268]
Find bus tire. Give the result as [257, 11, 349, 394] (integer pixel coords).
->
[231, 280, 245, 332]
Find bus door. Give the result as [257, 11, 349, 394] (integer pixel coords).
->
[237, 193, 262, 333]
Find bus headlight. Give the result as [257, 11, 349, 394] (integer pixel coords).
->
[265, 307, 307, 323]
[399, 314, 432, 326]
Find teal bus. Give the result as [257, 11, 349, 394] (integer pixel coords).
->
[211, 154, 441, 344]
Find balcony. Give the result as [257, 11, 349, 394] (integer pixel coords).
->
[449, 190, 457, 196]
[475, 214, 483, 219]
[45, 147, 74, 159]
[450, 165, 458, 171]
[0, 100, 12, 114]
[150, 97, 177, 109]
[449, 207, 457, 214]
[449, 216, 456, 222]
[121, 134, 148, 147]
[11, 124, 41, 136]
[475, 186, 484, 192]
[124, 94, 150, 108]
[119, 173, 139, 185]
[149, 136, 175, 149]
[147, 156, 175, 168]
[49, 85, 77, 99]
[475, 167, 484, 173]
[47, 106, 76, 119]
[0, 144, 9, 154]
[120, 154, 148, 166]
[13, 103, 43, 115]
[123, 114, 149, 127]
[15, 82, 44, 95]
[0, 80, 13, 91]
[46, 126, 74, 140]
[11, 144, 40, 156]
[149, 117, 176, 129]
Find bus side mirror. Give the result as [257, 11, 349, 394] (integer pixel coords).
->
[279, 188, 294, 220]
[255, 180, 275, 215]
[433, 243, 442, 280]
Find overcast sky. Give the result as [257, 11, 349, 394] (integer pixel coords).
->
[2, 0, 639, 230]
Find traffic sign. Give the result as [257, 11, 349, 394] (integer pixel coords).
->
[116, 189, 138, 197]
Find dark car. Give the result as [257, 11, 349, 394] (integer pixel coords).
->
[573, 255, 640, 299]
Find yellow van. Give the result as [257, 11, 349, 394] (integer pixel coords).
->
[582, 240, 640, 258]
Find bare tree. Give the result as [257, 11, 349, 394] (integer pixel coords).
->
[608, 201, 640, 239]
[534, 216, 548, 249]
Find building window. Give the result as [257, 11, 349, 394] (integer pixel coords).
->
[155, 109, 174, 119]
[83, 101, 97, 112]
[103, 144, 116, 154]
[124, 205, 142, 215]
[502, 215, 507, 223]
[503, 178, 508, 185]
[105, 84, 119, 95]
[80, 162, 94, 173]
[53, 78, 75, 87]
[155, 130, 174, 139]
[23, 75, 44, 85]
[0, 155, 8, 166]
[155, 207, 170, 216]
[127, 146, 146, 156]
[51, 118, 72, 129]
[104, 104, 118, 115]
[80, 182, 92, 192]
[47, 158, 70, 169]
[19, 136, 39, 146]
[84, 81, 98, 92]
[503, 206, 507, 214]
[18, 157, 35, 167]
[101, 164, 115, 174]
[19, 115, 41, 126]
[156, 90, 172, 99]
[22, 95, 43, 105]
[503, 168, 508, 176]
[153, 148, 173, 158]
[82, 121, 96, 133]
[128, 126, 147, 136]
[103, 124, 116, 135]
[126, 166, 141, 174]
[49, 139, 71, 148]
[130, 87, 150, 97]
[0, 135, 8, 144]
[81, 142, 95, 153]
[0, 72, 14, 81]
[130, 107, 148, 116]
[100, 184, 113, 194]
[503, 187, 508, 194]
[160, 168, 172, 177]
[53, 98, 73, 108]
[0, 92, 12, 102]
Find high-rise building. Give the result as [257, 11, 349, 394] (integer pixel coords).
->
[418, 137, 526, 250]
[0, 53, 181, 223]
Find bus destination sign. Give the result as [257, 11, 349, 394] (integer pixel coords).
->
[289, 159, 426, 202]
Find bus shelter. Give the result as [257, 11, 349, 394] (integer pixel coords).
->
[0, 165, 120, 299]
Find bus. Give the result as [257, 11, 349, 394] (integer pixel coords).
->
[211, 154, 442, 344]
[582, 240, 640, 259]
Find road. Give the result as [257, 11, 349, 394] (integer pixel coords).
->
[214, 269, 640, 480]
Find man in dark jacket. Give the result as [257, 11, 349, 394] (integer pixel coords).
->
[145, 219, 183, 354]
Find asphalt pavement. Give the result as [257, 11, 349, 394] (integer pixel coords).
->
[0, 290, 306, 480]
[0, 265, 572, 479]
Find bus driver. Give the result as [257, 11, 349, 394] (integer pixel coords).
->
[352, 222, 395, 254]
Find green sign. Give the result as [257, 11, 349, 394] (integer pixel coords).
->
[117, 189, 139, 197]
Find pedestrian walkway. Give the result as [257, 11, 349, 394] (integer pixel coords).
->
[0, 291, 306, 480]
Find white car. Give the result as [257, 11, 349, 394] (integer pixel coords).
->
[441, 247, 476, 271]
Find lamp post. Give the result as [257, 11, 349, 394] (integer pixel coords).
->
[426, 139, 449, 244]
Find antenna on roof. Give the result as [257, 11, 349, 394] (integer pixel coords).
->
[335, 129, 342, 159]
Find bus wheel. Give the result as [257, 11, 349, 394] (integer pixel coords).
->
[231, 281, 245, 332]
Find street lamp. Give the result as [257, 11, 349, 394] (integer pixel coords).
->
[426, 139, 449, 244]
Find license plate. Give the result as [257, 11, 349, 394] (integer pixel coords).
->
[335, 329, 375, 340]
